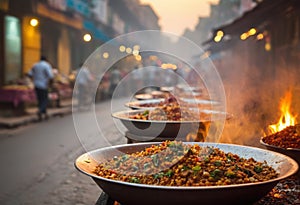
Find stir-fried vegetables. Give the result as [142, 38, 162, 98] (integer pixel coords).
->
[93, 141, 278, 186]
[129, 104, 200, 121]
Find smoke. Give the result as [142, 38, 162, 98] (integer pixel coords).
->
[218, 47, 300, 147]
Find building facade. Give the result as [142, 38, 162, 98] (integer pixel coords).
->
[0, 0, 160, 86]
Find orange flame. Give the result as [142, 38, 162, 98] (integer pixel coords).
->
[268, 91, 297, 134]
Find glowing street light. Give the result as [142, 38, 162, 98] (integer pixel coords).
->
[83, 33, 92, 42]
[30, 18, 39, 27]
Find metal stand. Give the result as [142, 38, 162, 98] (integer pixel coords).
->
[95, 192, 117, 205]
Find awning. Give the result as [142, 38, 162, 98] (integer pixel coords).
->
[211, 0, 293, 37]
[83, 20, 111, 42]
[202, 0, 299, 53]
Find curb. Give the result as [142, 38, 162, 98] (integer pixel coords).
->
[0, 107, 72, 129]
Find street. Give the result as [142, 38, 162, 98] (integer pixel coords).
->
[0, 99, 127, 205]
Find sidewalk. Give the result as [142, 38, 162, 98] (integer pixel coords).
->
[0, 99, 73, 128]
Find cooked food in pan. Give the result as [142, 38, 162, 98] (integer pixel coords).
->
[262, 125, 300, 149]
[129, 104, 199, 121]
[93, 141, 278, 186]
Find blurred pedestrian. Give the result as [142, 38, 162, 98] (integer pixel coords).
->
[28, 56, 54, 121]
[109, 68, 121, 97]
[76, 63, 94, 110]
[50, 68, 61, 108]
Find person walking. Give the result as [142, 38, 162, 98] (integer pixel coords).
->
[28, 56, 54, 121]
[76, 63, 94, 110]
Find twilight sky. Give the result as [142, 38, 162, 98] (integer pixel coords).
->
[140, 0, 220, 35]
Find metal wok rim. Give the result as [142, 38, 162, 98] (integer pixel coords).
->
[125, 99, 165, 109]
[260, 138, 300, 152]
[111, 110, 214, 123]
[75, 142, 299, 190]
[179, 97, 220, 105]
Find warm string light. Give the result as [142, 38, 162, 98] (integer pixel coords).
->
[118, 45, 141, 61]
[240, 28, 257, 40]
[256, 33, 264, 40]
[214, 30, 224, 42]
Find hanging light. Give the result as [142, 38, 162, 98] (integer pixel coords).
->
[248, 28, 257, 36]
[216, 30, 224, 37]
[265, 42, 271, 51]
[30, 18, 39, 27]
[214, 30, 224, 43]
[83, 33, 92, 42]
[256, 33, 264, 40]
[240, 33, 248, 40]
[135, 55, 142, 61]
[214, 35, 222, 42]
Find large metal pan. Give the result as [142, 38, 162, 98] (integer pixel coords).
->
[75, 142, 298, 205]
[112, 110, 211, 139]
[260, 138, 300, 166]
[125, 98, 165, 110]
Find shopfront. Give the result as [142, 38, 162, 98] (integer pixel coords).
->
[3, 15, 22, 84]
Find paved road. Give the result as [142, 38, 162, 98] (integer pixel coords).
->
[0, 99, 127, 205]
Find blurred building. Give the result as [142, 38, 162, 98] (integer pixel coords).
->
[0, 0, 160, 86]
[183, 0, 257, 46]
[205, 0, 300, 74]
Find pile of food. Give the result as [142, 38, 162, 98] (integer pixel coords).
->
[93, 141, 278, 186]
[263, 125, 300, 149]
[129, 104, 200, 121]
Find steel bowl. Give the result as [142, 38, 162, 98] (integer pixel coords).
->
[112, 110, 211, 139]
[75, 142, 298, 205]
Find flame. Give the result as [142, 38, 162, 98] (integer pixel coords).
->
[268, 91, 297, 134]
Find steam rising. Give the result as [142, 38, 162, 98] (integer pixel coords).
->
[219, 50, 300, 147]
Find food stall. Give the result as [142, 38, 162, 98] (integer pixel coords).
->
[73, 30, 299, 205]
[0, 85, 36, 116]
[0, 72, 73, 116]
[75, 85, 299, 205]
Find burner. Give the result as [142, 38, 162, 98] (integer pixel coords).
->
[125, 131, 186, 144]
